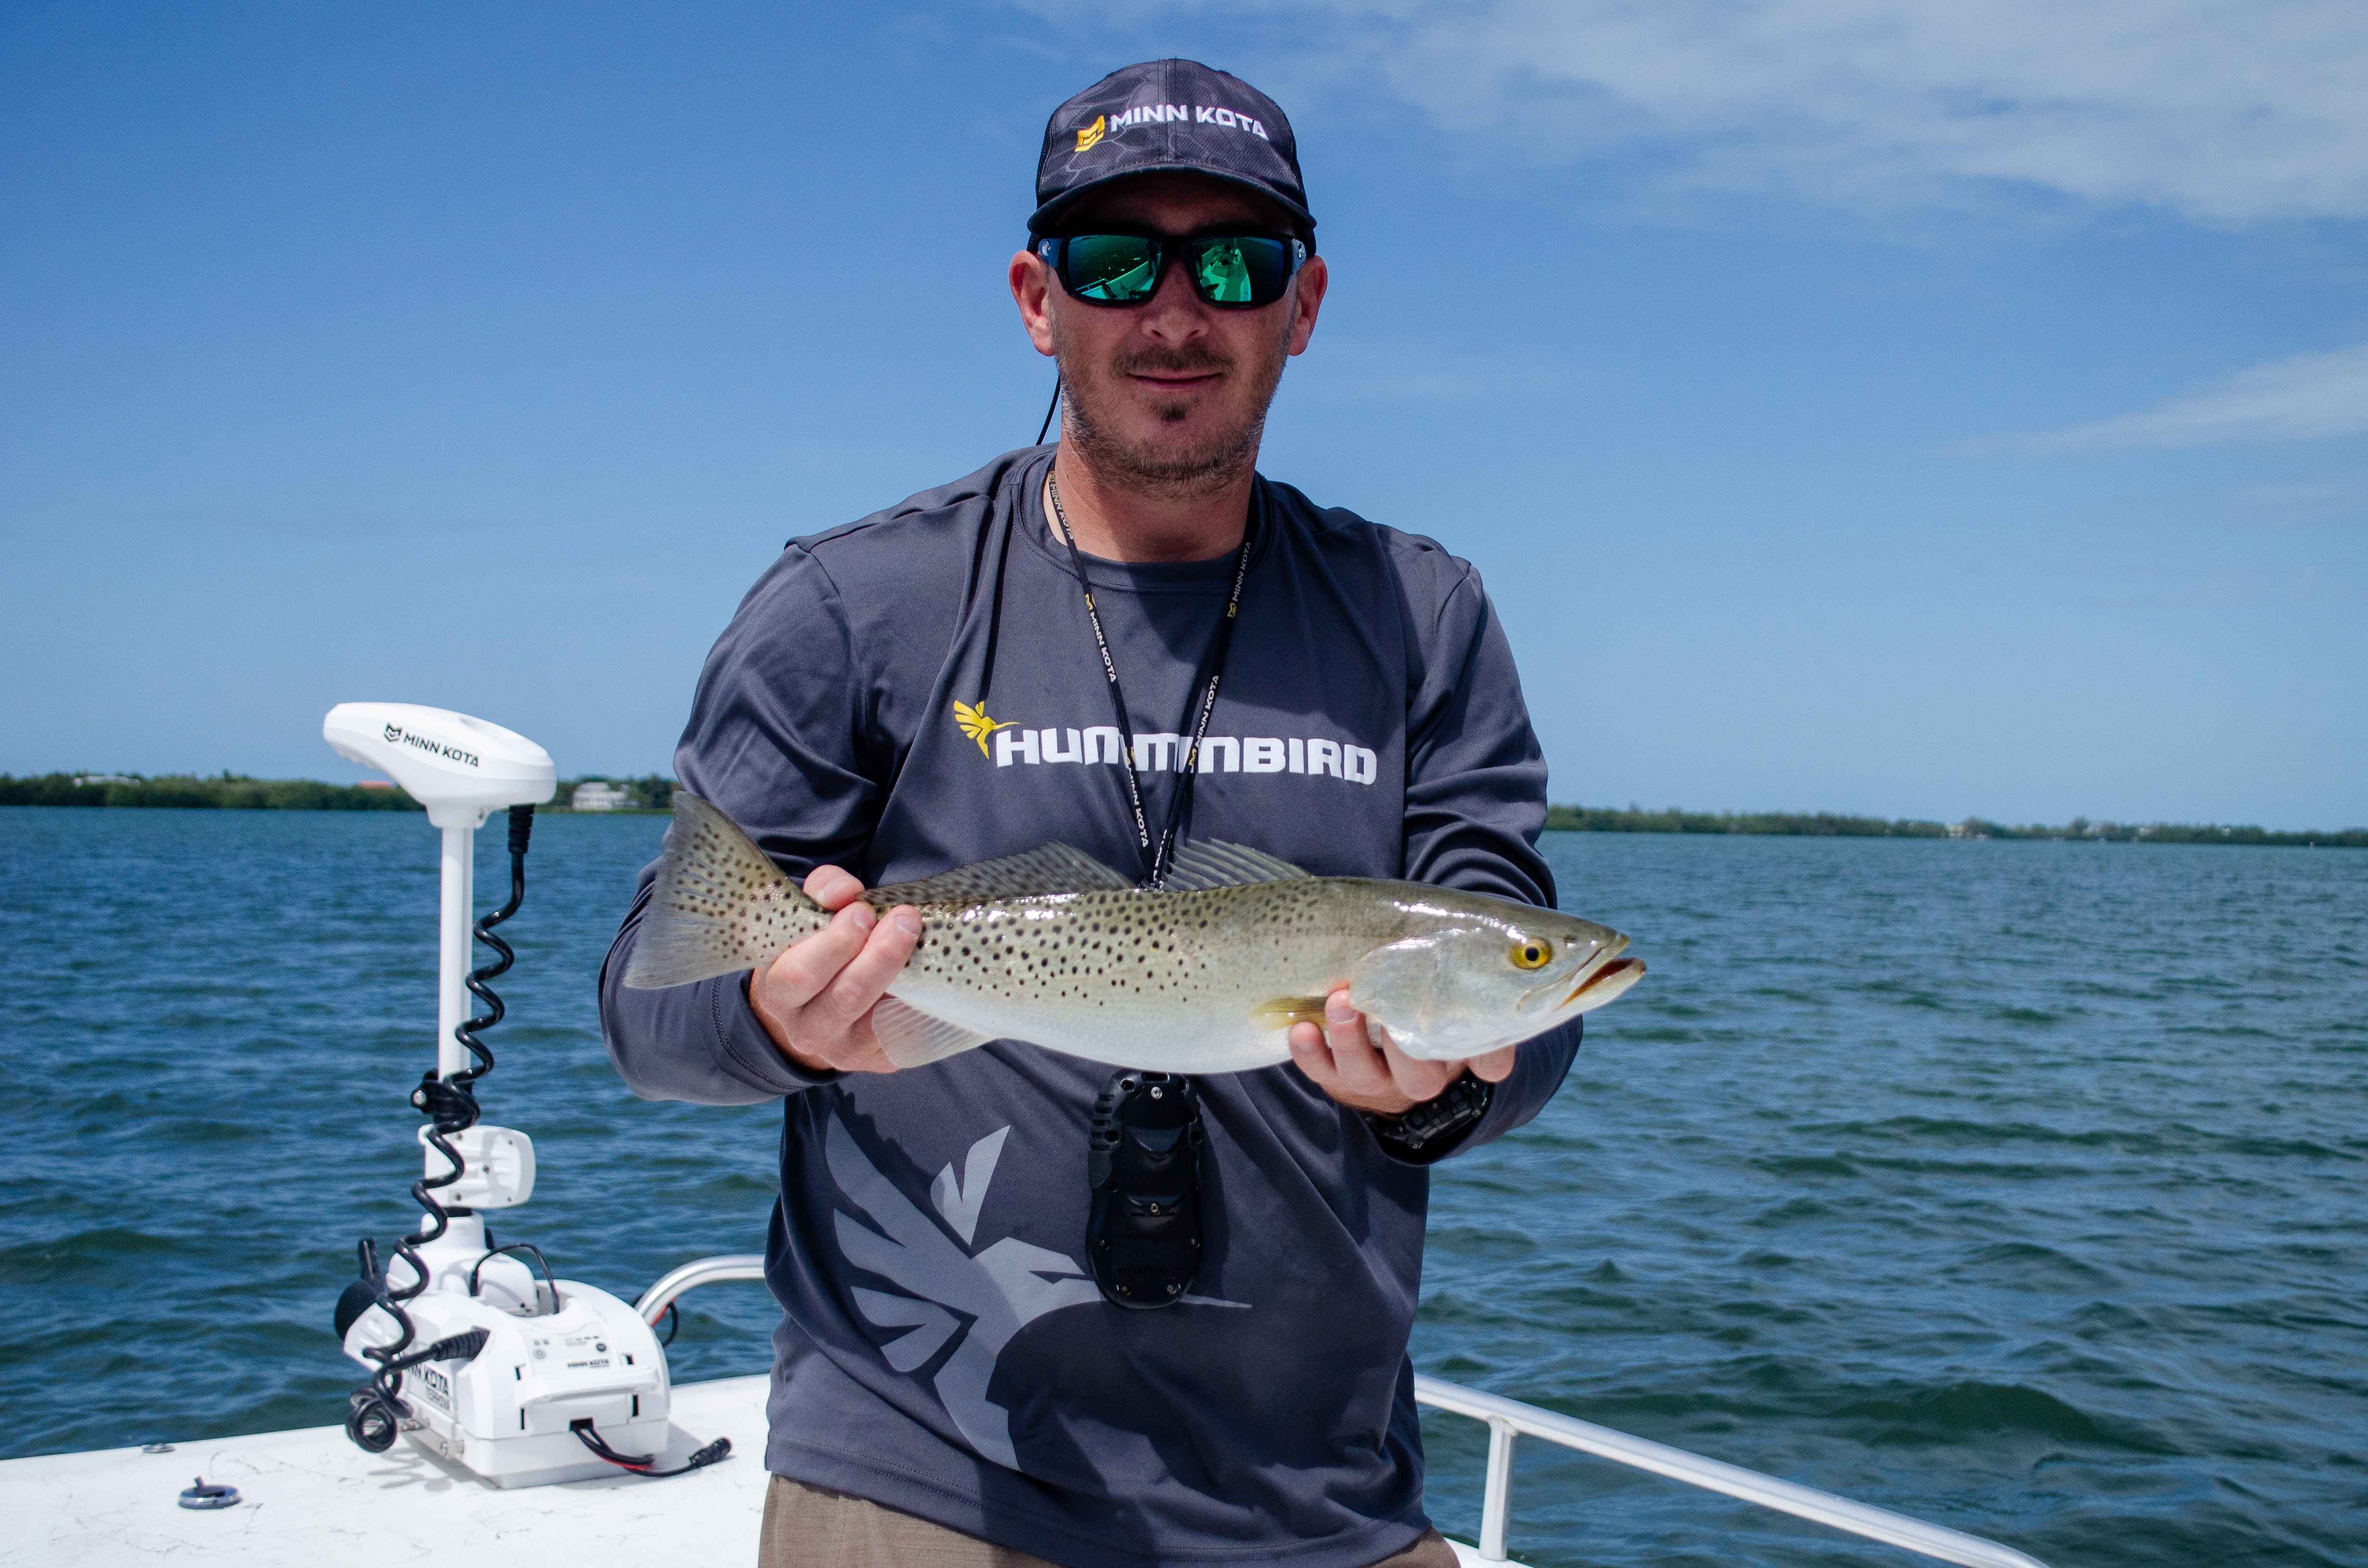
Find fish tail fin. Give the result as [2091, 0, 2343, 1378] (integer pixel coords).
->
[622, 793, 816, 989]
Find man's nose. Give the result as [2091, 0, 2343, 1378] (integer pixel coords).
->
[1135, 256, 1211, 342]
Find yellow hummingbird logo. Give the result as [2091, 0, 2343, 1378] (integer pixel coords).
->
[953, 699, 1017, 759]
[1075, 115, 1105, 152]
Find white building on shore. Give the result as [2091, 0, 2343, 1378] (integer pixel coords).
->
[571, 781, 635, 812]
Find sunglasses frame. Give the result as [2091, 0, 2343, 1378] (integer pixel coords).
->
[1034, 229, 1308, 310]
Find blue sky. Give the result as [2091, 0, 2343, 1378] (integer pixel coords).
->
[5, 2, 2363, 828]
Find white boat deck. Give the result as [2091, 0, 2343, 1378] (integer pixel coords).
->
[4, 1376, 776, 1567]
[0, 1374, 1489, 1567]
[6, 1345, 2050, 1568]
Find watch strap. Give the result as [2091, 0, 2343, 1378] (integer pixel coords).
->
[1359, 1070, 1493, 1164]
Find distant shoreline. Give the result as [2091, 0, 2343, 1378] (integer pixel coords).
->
[1542, 804, 2366, 849]
[0, 772, 677, 816]
[6, 773, 2362, 848]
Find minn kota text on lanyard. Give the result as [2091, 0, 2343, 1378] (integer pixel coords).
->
[1045, 469, 1253, 890]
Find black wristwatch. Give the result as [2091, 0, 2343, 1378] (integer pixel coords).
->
[1360, 1070, 1493, 1164]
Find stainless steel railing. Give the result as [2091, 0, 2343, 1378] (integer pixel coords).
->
[636, 1258, 2049, 1568]
[1411, 1374, 2048, 1567]
[636, 1253, 766, 1325]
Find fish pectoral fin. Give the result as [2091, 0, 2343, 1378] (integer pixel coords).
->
[871, 844, 1134, 903]
[1346, 936, 1449, 1055]
[1163, 841, 1313, 891]
[869, 997, 998, 1070]
[1249, 995, 1331, 1032]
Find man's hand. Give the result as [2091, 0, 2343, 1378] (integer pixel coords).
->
[745, 865, 920, 1075]
[1286, 988, 1515, 1116]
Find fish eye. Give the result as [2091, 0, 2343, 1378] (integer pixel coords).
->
[1509, 940, 1552, 970]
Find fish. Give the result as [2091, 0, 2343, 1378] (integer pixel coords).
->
[624, 793, 1645, 1075]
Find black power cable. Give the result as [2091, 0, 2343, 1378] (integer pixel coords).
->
[342, 805, 534, 1454]
[466, 1240, 558, 1309]
[571, 1420, 731, 1479]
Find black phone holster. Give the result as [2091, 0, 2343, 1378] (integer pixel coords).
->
[1086, 1070, 1204, 1309]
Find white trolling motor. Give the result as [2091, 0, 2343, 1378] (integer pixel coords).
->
[321, 703, 722, 1488]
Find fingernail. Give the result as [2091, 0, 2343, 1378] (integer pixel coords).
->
[846, 903, 876, 931]
[893, 908, 921, 938]
[1326, 995, 1357, 1024]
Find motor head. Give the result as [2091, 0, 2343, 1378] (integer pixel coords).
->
[323, 702, 555, 827]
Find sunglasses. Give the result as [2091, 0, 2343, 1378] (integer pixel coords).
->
[1035, 231, 1307, 309]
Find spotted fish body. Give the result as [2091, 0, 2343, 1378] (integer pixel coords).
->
[625, 793, 1645, 1074]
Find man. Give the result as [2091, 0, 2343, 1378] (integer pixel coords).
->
[602, 59, 1581, 1568]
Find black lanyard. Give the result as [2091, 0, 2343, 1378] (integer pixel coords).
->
[1045, 470, 1253, 889]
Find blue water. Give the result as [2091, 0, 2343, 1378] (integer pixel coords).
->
[3, 808, 2363, 1565]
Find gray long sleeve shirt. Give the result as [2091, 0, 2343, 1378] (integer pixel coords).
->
[600, 446, 1579, 1567]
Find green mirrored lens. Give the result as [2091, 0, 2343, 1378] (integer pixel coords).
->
[1193, 239, 1253, 304]
[1065, 235, 1160, 302]
[1056, 233, 1295, 307]
[1190, 236, 1289, 306]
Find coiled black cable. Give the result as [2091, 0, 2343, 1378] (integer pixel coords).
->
[343, 805, 534, 1454]
[453, 804, 533, 1094]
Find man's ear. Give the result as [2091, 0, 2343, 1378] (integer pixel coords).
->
[1286, 253, 1329, 357]
[1010, 249, 1058, 358]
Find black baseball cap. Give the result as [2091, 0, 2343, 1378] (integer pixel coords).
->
[1030, 60, 1315, 246]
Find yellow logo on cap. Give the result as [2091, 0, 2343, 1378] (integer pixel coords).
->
[1076, 115, 1105, 152]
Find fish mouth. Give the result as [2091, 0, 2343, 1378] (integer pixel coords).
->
[1561, 954, 1644, 1010]
[1516, 932, 1628, 1015]
[1516, 933, 1640, 1015]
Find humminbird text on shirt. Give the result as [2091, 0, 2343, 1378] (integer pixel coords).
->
[991, 725, 1376, 784]
[1098, 103, 1270, 141]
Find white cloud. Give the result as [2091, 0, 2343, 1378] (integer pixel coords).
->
[2015, 343, 2368, 450]
[1065, 0, 2368, 223]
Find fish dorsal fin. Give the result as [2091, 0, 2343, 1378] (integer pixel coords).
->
[872, 844, 1133, 905]
[1161, 840, 1314, 892]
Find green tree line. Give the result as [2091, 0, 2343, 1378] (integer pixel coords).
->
[0, 772, 677, 812]
[0, 772, 425, 810]
[7, 774, 2358, 846]
[1545, 804, 2368, 848]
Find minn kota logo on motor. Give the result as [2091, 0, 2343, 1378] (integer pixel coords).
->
[378, 721, 481, 769]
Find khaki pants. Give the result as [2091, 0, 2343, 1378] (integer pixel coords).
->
[759, 1474, 1461, 1568]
